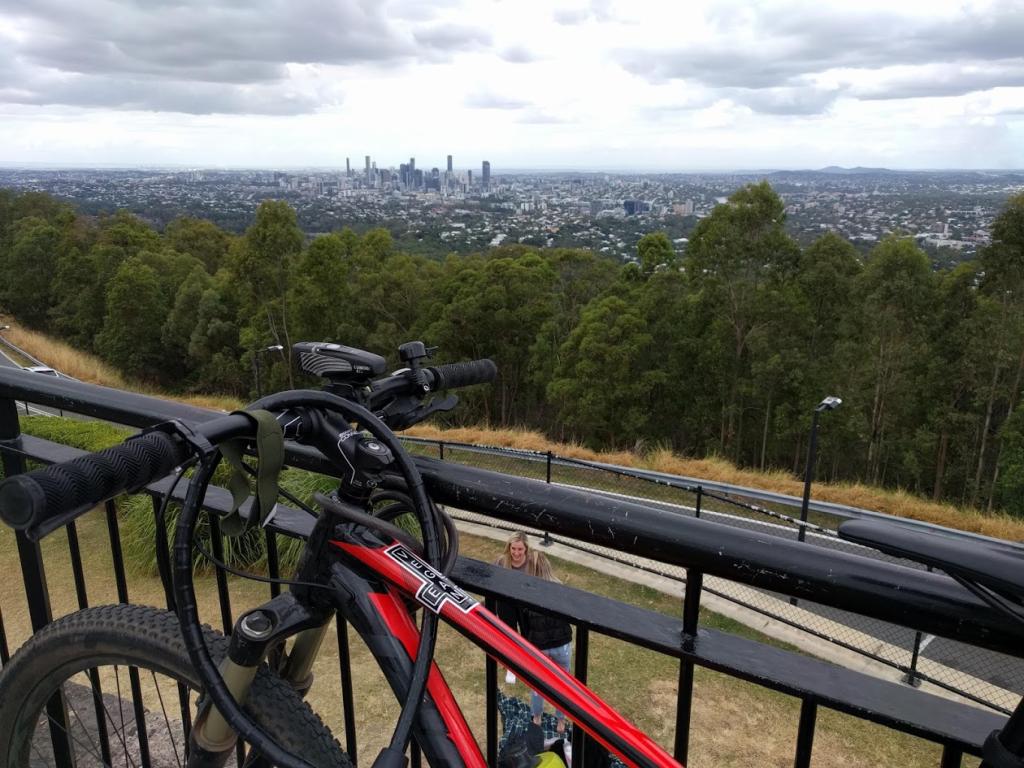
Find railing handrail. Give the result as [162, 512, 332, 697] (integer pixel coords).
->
[402, 435, 1021, 549]
[2, 367, 1021, 656]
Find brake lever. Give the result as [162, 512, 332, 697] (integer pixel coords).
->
[382, 394, 458, 431]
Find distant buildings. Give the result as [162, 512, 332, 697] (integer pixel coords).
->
[3, 164, 1012, 263]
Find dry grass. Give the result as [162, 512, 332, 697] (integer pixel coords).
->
[0, 317, 243, 412]
[409, 425, 1024, 542]
[2, 321, 129, 387]
[0, 521, 979, 767]
[5, 316, 1021, 542]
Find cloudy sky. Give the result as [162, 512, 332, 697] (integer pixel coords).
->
[1, 0, 1022, 170]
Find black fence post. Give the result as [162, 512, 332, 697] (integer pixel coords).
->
[904, 566, 931, 688]
[940, 744, 963, 767]
[335, 613, 359, 765]
[539, 453, 555, 546]
[675, 569, 703, 765]
[439, 441, 445, 461]
[573, 624, 590, 768]
[694, 486, 703, 519]
[794, 698, 818, 768]
[906, 630, 924, 688]
[1, 396, 76, 768]
[485, 596, 499, 768]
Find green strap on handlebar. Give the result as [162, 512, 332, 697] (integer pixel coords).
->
[218, 409, 284, 536]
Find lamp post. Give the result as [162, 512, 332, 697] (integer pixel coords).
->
[253, 345, 284, 399]
[797, 396, 842, 543]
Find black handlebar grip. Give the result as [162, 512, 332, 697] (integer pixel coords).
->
[0, 430, 187, 538]
[427, 359, 498, 391]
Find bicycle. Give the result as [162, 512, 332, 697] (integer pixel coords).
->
[0, 339, 1022, 768]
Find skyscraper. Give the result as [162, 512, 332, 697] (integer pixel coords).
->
[482, 161, 491, 191]
[346, 158, 350, 176]
[365, 156, 371, 184]
[447, 155, 453, 173]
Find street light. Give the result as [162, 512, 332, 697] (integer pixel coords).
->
[253, 344, 284, 398]
[797, 396, 842, 543]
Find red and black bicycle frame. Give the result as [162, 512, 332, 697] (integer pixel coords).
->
[317, 524, 681, 768]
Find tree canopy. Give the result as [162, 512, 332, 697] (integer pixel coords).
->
[2, 183, 1023, 513]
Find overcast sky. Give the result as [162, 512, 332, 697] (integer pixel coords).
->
[1, 0, 1022, 170]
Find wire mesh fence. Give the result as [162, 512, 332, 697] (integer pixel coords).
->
[403, 436, 1023, 714]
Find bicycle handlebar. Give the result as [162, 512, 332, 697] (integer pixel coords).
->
[426, 359, 497, 391]
[0, 355, 497, 541]
[0, 430, 188, 539]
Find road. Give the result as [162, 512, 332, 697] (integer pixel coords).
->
[0, 347, 66, 417]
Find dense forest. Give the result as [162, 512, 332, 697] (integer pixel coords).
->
[1, 183, 1023, 515]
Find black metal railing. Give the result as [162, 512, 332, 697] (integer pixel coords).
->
[0, 368, 1019, 767]
[402, 435, 1024, 714]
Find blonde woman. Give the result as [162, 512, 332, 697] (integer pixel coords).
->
[495, 532, 573, 733]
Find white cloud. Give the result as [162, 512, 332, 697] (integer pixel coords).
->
[0, 0, 1021, 167]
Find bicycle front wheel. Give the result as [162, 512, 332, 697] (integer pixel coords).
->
[0, 604, 350, 768]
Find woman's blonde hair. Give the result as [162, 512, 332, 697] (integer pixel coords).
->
[496, 531, 558, 582]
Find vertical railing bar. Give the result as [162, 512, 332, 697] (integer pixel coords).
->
[0, 605, 9, 665]
[87, 667, 115, 766]
[14, 529, 74, 768]
[68, 520, 116, 765]
[675, 660, 696, 764]
[675, 568, 703, 764]
[573, 625, 589, 684]
[150, 494, 193, 756]
[336, 613, 358, 765]
[66, 521, 90, 609]
[906, 565, 933, 688]
[906, 629, 924, 687]
[682, 570, 703, 635]
[151, 494, 178, 612]
[573, 624, 590, 768]
[106, 500, 131, 604]
[4, 393, 74, 768]
[485, 596, 498, 768]
[438, 441, 445, 461]
[207, 515, 233, 636]
[128, 667, 155, 768]
[266, 528, 282, 598]
[105, 499, 154, 768]
[794, 698, 817, 768]
[694, 486, 703, 519]
[940, 744, 963, 768]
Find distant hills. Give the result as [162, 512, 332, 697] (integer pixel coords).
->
[815, 166, 895, 175]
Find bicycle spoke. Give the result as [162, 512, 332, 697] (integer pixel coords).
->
[27, 665, 195, 768]
[61, 676, 106, 762]
[88, 666, 115, 766]
[151, 669, 183, 768]
[107, 666, 140, 768]
[42, 706, 105, 765]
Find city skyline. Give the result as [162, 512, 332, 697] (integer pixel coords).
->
[0, 1, 1022, 169]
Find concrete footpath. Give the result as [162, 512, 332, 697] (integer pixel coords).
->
[453, 516, 1015, 714]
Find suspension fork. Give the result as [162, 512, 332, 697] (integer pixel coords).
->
[187, 593, 332, 767]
